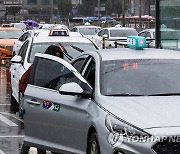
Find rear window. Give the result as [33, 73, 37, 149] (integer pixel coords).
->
[0, 30, 23, 39]
[110, 29, 138, 37]
[28, 42, 97, 63]
[79, 28, 100, 35]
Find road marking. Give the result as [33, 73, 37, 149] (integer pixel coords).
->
[0, 114, 18, 127]
[0, 135, 24, 138]
[0, 112, 24, 123]
[0, 104, 10, 106]
[0, 149, 6, 154]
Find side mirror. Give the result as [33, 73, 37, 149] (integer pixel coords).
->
[59, 82, 92, 98]
[11, 55, 22, 63]
[102, 34, 108, 39]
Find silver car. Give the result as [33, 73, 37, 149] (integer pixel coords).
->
[23, 48, 180, 154]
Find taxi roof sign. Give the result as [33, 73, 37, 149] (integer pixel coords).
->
[127, 36, 146, 49]
[49, 28, 69, 36]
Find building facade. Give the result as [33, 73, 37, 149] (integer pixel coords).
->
[21, 0, 53, 22]
[156, 0, 180, 50]
[130, 0, 155, 16]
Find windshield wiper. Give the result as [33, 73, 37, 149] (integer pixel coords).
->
[148, 93, 180, 96]
[105, 94, 144, 96]
[58, 43, 73, 61]
[70, 45, 84, 53]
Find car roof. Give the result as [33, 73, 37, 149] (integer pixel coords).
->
[75, 25, 101, 29]
[95, 48, 180, 61]
[32, 35, 92, 44]
[0, 27, 22, 30]
[103, 27, 137, 30]
[139, 29, 155, 33]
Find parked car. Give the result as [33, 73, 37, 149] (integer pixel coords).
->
[10, 34, 98, 111]
[138, 29, 155, 47]
[22, 37, 180, 154]
[71, 25, 101, 40]
[0, 44, 12, 59]
[13, 29, 83, 55]
[92, 26, 138, 48]
[10, 22, 27, 30]
[0, 27, 23, 58]
[138, 28, 180, 49]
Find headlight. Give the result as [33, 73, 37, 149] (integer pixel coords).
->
[105, 114, 151, 141]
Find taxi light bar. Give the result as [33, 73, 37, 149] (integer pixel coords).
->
[127, 36, 146, 50]
[49, 28, 69, 36]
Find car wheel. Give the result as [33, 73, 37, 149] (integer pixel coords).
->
[87, 132, 100, 154]
[20, 144, 30, 154]
[10, 88, 19, 113]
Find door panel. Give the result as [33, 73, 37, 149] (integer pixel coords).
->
[24, 54, 91, 153]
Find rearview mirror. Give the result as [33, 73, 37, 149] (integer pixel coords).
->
[59, 82, 92, 98]
[11, 55, 22, 63]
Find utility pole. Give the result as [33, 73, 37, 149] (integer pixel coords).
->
[139, 0, 142, 30]
[51, 0, 54, 23]
[98, 0, 100, 26]
[122, 0, 125, 27]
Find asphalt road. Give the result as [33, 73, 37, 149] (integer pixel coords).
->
[0, 64, 24, 154]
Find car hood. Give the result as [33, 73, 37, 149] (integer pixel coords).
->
[100, 96, 180, 129]
[0, 39, 15, 46]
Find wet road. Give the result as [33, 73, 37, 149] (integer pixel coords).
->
[0, 63, 24, 154]
[0, 62, 52, 154]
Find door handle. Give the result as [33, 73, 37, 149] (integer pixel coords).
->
[26, 99, 40, 105]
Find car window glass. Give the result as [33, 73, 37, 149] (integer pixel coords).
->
[31, 57, 80, 90]
[104, 29, 109, 37]
[71, 28, 77, 32]
[18, 40, 29, 61]
[138, 32, 146, 37]
[72, 56, 89, 73]
[110, 29, 138, 37]
[98, 30, 105, 37]
[83, 59, 95, 89]
[146, 32, 151, 38]
[19, 33, 26, 41]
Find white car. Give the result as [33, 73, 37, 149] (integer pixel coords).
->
[13, 29, 83, 55]
[71, 25, 101, 40]
[13, 29, 50, 55]
[138, 29, 155, 47]
[22, 36, 180, 154]
[92, 26, 138, 48]
[10, 34, 99, 111]
[39, 24, 69, 30]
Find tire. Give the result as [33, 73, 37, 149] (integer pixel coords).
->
[10, 89, 19, 113]
[20, 144, 30, 154]
[37, 149, 46, 154]
[87, 132, 100, 154]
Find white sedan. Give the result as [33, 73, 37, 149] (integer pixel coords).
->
[92, 26, 138, 48]
[10, 34, 98, 112]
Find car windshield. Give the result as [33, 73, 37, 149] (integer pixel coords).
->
[28, 42, 97, 63]
[79, 28, 100, 35]
[101, 59, 180, 96]
[110, 29, 138, 37]
[0, 30, 23, 39]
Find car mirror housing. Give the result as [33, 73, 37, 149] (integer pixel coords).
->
[11, 55, 22, 64]
[102, 34, 108, 39]
[59, 82, 92, 98]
